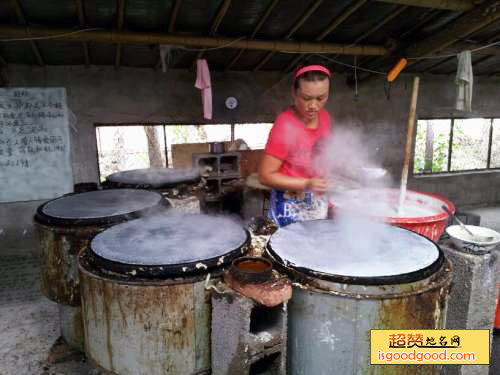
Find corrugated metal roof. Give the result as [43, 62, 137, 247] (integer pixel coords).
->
[0, 0, 497, 76]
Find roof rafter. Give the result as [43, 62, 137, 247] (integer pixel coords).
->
[75, 0, 90, 66]
[225, 0, 280, 71]
[9, 0, 44, 66]
[115, 0, 126, 68]
[405, 0, 500, 59]
[358, 0, 500, 83]
[420, 55, 454, 72]
[197, 0, 232, 59]
[375, 0, 474, 11]
[155, 0, 183, 70]
[0, 25, 388, 55]
[254, 0, 324, 71]
[284, 0, 368, 72]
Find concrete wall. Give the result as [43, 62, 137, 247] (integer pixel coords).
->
[1, 65, 500, 252]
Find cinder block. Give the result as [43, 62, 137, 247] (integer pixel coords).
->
[211, 289, 287, 375]
[440, 240, 497, 375]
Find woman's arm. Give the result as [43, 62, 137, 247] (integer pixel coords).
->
[258, 154, 327, 193]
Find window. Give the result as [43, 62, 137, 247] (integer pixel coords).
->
[95, 123, 272, 181]
[413, 118, 500, 174]
[234, 123, 273, 149]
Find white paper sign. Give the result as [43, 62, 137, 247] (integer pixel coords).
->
[0, 88, 73, 202]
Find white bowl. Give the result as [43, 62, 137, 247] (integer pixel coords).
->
[446, 225, 500, 252]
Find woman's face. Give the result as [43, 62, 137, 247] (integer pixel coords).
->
[292, 78, 330, 122]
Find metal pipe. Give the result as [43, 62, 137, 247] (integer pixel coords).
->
[0, 25, 388, 55]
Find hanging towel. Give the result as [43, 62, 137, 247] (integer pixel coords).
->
[159, 44, 173, 73]
[455, 51, 473, 112]
[195, 59, 213, 120]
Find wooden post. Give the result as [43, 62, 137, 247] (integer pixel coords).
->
[398, 76, 420, 213]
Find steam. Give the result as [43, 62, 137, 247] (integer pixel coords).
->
[314, 127, 440, 218]
[313, 126, 391, 191]
[264, 126, 444, 279]
[269, 219, 439, 278]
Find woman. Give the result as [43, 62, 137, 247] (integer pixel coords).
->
[258, 65, 332, 227]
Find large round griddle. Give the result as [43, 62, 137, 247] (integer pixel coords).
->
[105, 168, 200, 189]
[35, 189, 169, 226]
[89, 214, 250, 278]
[267, 219, 443, 285]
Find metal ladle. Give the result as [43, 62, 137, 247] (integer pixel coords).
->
[442, 205, 495, 242]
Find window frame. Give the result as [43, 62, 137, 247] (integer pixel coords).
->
[94, 122, 272, 181]
[413, 117, 500, 176]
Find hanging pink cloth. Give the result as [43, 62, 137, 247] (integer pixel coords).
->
[195, 59, 212, 120]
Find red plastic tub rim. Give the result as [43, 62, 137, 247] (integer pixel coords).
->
[382, 190, 455, 225]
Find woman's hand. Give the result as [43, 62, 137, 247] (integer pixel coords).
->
[306, 178, 328, 194]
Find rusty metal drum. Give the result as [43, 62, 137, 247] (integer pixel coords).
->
[103, 167, 202, 214]
[34, 189, 169, 349]
[267, 219, 453, 375]
[79, 214, 250, 375]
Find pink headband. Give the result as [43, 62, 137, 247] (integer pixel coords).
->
[294, 65, 331, 81]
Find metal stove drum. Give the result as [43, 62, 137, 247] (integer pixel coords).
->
[78, 213, 250, 375]
[34, 189, 169, 350]
[103, 167, 202, 213]
[266, 219, 453, 375]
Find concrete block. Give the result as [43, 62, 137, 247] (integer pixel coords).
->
[440, 240, 497, 375]
[211, 288, 287, 375]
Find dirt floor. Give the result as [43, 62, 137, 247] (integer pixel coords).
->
[0, 207, 499, 375]
[0, 253, 94, 375]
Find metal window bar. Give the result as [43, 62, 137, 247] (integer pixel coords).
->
[447, 118, 454, 172]
[414, 117, 500, 175]
[487, 118, 493, 169]
[163, 125, 169, 167]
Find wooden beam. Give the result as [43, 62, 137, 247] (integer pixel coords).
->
[353, 6, 408, 44]
[445, 41, 500, 56]
[9, 0, 26, 24]
[9, 0, 44, 66]
[75, 0, 90, 66]
[375, 0, 474, 11]
[197, 0, 232, 59]
[254, 0, 324, 71]
[155, 0, 182, 69]
[405, 0, 500, 59]
[399, 8, 439, 39]
[115, 0, 126, 68]
[354, 8, 440, 74]
[316, 0, 368, 41]
[210, 0, 232, 36]
[253, 51, 274, 71]
[225, 0, 280, 70]
[285, 0, 324, 39]
[420, 56, 454, 72]
[0, 25, 389, 55]
[358, 0, 500, 83]
[169, 0, 182, 33]
[250, 0, 280, 38]
[284, 0, 368, 72]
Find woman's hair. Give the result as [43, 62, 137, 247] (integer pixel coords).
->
[293, 70, 330, 91]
